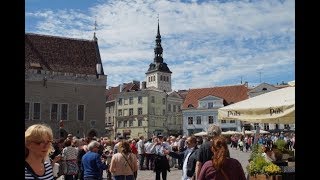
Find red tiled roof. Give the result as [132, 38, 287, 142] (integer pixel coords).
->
[106, 86, 120, 102]
[25, 33, 104, 75]
[182, 85, 249, 109]
[105, 82, 141, 101]
[122, 82, 140, 92]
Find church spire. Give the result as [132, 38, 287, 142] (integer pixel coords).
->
[157, 14, 161, 38]
[93, 17, 98, 41]
[154, 15, 163, 63]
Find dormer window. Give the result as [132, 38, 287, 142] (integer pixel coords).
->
[30, 62, 41, 68]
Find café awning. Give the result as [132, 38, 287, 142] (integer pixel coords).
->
[218, 87, 295, 124]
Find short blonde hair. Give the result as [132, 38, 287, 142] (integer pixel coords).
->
[25, 124, 54, 158]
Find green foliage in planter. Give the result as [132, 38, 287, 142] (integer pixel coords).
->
[275, 139, 286, 152]
[282, 149, 294, 156]
[274, 139, 294, 159]
[247, 154, 272, 176]
[249, 144, 263, 162]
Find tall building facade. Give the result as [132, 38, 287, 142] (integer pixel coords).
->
[25, 33, 107, 139]
[111, 21, 183, 139]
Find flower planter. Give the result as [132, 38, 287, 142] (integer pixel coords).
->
[249, 174, 282, 180]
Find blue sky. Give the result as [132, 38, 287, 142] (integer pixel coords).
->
[25, 0, 295, 91]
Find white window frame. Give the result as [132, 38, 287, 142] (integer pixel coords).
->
[77, 104, 85, 121]
[188, 117, 193, 124]
[25, 102, 30, 120]
[129, 108, 134, 116]
[196, 116, 201, 124]
[118, 109, 123, 116]
[118, 120, 122, 128]
[50, 103, 59, 121]
[208, 116, 214, 124]
[123, 120, 128, 127]
[60, 103, 69, 121]
[33, 102, 41, 120]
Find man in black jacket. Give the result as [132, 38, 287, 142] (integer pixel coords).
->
[164, 136, 198, 180]
[195, 124, 222, 179]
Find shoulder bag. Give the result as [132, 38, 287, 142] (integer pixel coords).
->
[121, 153, 137, 180]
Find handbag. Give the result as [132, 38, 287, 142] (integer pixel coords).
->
[121, 153, 137, 180]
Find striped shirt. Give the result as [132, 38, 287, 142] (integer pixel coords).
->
[25, 161, 54, 180]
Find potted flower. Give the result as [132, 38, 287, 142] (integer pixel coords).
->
[263, 163, 282, 179]
[247, 146, 282, 180]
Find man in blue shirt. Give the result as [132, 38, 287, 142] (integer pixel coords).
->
[81, 141, 107, 180]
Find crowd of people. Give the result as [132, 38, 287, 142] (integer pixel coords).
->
[25, 123, 262, 180]
[228, 131, 295, 153]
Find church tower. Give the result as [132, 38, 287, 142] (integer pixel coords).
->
[146, 19, 172, 92]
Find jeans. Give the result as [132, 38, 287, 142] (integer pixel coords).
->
[113, 175, 135, 180]
[138, 154, 145, 170]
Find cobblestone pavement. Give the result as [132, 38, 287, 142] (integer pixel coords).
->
[58, 145, 251, 180]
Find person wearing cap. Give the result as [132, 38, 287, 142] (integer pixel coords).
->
[195, 124, 222, 179]
[150, 135, 171, 180]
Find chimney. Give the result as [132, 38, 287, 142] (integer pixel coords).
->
[119, 84, 123, 92]
[244, 81, 248, 87]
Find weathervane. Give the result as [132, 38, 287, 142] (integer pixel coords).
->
[93, 16, 97, 40]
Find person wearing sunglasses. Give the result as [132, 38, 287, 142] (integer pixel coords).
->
[25, 124, 55, 179]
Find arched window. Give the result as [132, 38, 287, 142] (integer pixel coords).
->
[262, 88, 267, 91]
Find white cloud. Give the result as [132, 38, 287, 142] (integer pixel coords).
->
[26, 0, 295, 91]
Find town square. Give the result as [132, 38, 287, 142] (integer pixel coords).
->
[25, 1, 295, 180]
